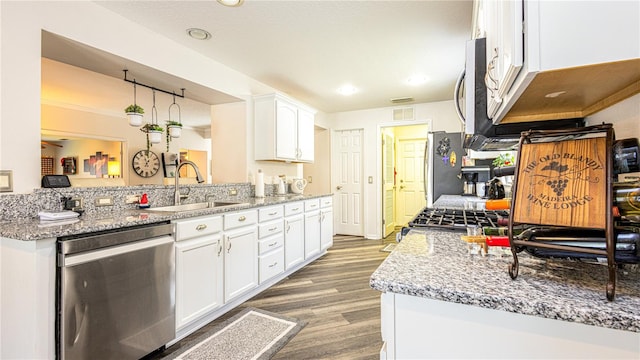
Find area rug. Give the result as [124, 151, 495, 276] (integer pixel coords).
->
[380, 243, 397, 252]
[166, 307, 305, 360]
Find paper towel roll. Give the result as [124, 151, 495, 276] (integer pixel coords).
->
[255, 169, 265, 198]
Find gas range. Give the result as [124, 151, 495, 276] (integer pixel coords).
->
[408, 207, 510, 231]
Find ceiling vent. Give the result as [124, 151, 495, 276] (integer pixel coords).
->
[393, 107, 415, 121]
[390, 97, 414, 104]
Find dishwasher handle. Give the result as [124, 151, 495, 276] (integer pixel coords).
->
[61, 236, 174, 267]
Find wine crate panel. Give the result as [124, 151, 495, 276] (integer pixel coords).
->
[513, 137, 607, 229]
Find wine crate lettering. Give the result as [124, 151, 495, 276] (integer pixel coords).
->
[513, 137, 607, 228]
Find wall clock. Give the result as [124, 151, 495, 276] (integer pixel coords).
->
[132, 150, 160, 178]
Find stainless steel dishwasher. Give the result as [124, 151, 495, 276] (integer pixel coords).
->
[56, 222, 175, 360]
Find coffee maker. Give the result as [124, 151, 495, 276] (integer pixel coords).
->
[462, 171, 478, 196]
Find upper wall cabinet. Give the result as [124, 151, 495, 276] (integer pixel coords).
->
[254, 93, 315, 163]
[476, 0, 640, 124]
[480, 0, 524, 120]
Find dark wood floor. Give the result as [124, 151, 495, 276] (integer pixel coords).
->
[154, 231, 397, 359]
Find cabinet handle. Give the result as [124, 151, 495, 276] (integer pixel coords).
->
[195, 224, 207, 231]
[286, 222, 291, 233]
[227, 241, 232, 253]
[238, 216, 246, 222]
[268, 241, 278, 247]
[292, 207, 299, 211]
[217, 242, 223, 257]
[268, 212, 278, 216]
[268, 227, 278, 232]
[269, 261, 278, 268]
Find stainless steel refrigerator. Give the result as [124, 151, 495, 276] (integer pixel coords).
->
[425, 131, 464, 206]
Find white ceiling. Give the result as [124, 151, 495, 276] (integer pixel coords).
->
[90, 0, 473, 114]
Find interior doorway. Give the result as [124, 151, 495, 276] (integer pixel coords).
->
[381, 124, 428, 237]
[333, 129, 364, 236]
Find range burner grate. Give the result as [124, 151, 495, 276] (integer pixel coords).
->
[408, 207, 509, 231]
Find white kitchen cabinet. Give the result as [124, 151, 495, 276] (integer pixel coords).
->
[320, 201, 334, 251]
[254, 93, 316, 163]
[174, 216, 224, 330]
[284, 201, 305, 269]
[297, 107, 315, 162]
[223, 210, 258, 303]
[477, 0, 640, 123]
[381, 292, 639, 359]
[304, 199, 321, 259]
[481, 0, 523, 120]
[257, 205, 285, 284]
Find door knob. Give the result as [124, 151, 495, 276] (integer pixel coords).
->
[336, 185, 343, 190]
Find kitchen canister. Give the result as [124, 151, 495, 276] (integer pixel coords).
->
[255, 169, 265, 198]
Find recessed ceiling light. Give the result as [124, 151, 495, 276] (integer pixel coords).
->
[217, 0, 244, 7]
[407, 74, 428, 86]
[186, 28, 212, 40]
[337, 84, 358, 96]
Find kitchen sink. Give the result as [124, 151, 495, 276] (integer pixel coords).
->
[144, 201, 248, 213]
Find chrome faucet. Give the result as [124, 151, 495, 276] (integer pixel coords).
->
[175, 160, 205, 205]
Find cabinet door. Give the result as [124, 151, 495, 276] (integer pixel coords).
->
[485, 0, 524, 119]
[275, 100, 298, 160]
[320, 209, 333, 251]
[175, 235, 223, 329]
[284, 214, 304, 270]
[304, 211, 321, 259]
[297, 108, 315, 162]
[224, 226, 258, 303]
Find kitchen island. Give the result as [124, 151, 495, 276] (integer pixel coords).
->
[370, 228, 640, 359]
[0, 192, 331, 359]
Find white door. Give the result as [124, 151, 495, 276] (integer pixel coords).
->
[396, 138, 426, 226]
[175, 235, 223, 330]
[275, 99, 298, 160]
[224, 226, 258, 303]
[284, 214, 304, 269]
[304, 211, 321, 259]
[320, 208, 334, 250]
[382, 132, 396, 238]
[334, 129, 364, 236]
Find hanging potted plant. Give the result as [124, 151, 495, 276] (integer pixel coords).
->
[166, 120, 182, 138]
[125, 104, 144, 127]
[167, 97, 182, 139]
[165, 120, 182, 152]
[140, 123, 164, 152]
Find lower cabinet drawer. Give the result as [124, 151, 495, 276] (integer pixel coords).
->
[175, 216, 222, 241]
[259, 248, 284, 284]
[258, 233, 284, 255]
[258, 220, 283, 239]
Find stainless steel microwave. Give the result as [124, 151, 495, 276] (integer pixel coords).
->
[454, 38, 584, 151]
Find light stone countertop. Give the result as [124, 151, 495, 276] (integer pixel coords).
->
[0, 194, 327, 241]
[370, 228, 640, 333]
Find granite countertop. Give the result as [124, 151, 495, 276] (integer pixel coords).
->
[0, 194, 326, 241]
[370, 228, 640, 333]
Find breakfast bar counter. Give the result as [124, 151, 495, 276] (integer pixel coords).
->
[370, 229, 640, 359]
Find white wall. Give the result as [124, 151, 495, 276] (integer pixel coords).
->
[585, 93, 640, 137]
[0, 1, 276, 193]
[303, 127, 332, 195]
[328, 100, 462, 239]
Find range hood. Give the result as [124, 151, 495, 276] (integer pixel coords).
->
[455, 38, 585, 151]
